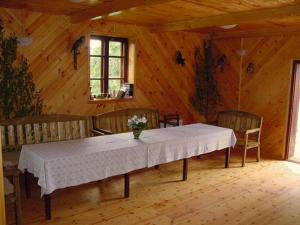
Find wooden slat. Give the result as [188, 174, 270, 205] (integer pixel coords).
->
[0, 127, 6, 225]
[7, 125, 15, 147]
[71, 121, 79, 139]
[65, 121, 72, 140]
[70, 0, 174, 23]
[79, 120, 86, 138]
[58, 122, 66, 141]
[33, 123, 41, 144]
[153, 5, 300, 32]
[0, 126, 5, 148]
[50, 122, 58, 142]
[42, 123, 49, 143]
[25, 124, 33, 144]
[16, 125, 24, 146]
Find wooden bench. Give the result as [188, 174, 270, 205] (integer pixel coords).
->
[1, 114, 92, 167]
[92, 108, 168, 135]
[217, 110, 263, 167]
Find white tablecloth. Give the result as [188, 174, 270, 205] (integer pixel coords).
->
[18, 134, 148, 195]
[18, 123, 236, 196]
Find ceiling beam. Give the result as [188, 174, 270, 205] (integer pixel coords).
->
[153, 4, 300, 32]
[210, 26, 300, 40]
[70, 0, 174, 23]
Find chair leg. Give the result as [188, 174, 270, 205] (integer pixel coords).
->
[242, 148, 247, 167]
[13, 173, 23, 225]
[257, 145, 261, 162]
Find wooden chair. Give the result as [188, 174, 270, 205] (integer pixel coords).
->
[217, 110, 263, 167]
[92, 108, 160, 135]
[4, 168, 22, 225]
[162, 114, 180, 128]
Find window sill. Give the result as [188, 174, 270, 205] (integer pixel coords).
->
[88, 97, 135, 103]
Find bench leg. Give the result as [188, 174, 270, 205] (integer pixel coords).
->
[44, 194, 51, 220]
[225, 147, 231, 168]
[13, 173, 23, 225]
[242, 148, 247, 167]
[124, 173, 130, 198]
[24, 169, 31, 198]
[257, 145, 261, 162]
[182, 158, 188, 181]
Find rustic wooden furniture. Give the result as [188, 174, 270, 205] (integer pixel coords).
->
[92, 108, 160, 135]
[18, 123, 236, 220]
[0, 114, 93, 209]
[1, 114, 92, 167]
[162, 114, 180, 127]
[217, 110, 263, 167]
[4, 168, 22, 225]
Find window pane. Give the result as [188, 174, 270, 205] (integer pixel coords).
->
[90, 39, 102, 55]
[109, 58, 121, 78]
[90, 80, 102, 96]
[108, 79, 121, 97]
[109, 41, 122, 56]
[90, 57, 102, 78]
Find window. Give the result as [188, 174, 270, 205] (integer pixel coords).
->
[89, 35, 128, 98]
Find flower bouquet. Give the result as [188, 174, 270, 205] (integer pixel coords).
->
[128, 115, 147, 139]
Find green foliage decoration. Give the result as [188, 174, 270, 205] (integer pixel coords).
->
[0, 19, 43, 119]
[191, 40, 220, 121]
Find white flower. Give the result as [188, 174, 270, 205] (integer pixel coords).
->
[128, 115, 147, 129]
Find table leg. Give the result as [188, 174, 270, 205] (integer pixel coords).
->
[225, 147, 231, 168]
[124, 173, 130, 198]
[44, 194, 51, 220]
[24, 169, 31, 198]
[182, 158, 188, 181]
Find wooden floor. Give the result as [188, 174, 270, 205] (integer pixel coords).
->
[6, 150, 300, 225]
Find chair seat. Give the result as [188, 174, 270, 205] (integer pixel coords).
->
[237, 138, 259, 149]
[4, 177, 14, 195]
[3, 151, 20, 168]
[5, 193, 16, 204]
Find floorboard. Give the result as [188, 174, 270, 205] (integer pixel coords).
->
[6, 150, 300, 225]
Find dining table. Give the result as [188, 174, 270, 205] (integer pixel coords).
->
[18, 123, 236, 220]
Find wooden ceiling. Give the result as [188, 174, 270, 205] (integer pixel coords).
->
[1, 0, 300, 35]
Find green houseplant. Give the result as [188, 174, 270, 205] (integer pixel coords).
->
[0, 19, 43, 119]
[191, 40, 220, 121]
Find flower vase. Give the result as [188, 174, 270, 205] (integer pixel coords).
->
[133, 128, 142, 139]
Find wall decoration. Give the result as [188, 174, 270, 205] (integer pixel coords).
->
[191, 40, 220, 121]
[216, 54, 227, 72]
[175, 51, 185, 66]
[0, 19, 43, 119]
[71, 36, 85, 70]
[246, 62, 255, 75]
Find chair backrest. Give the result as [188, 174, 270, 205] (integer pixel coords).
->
[93, 108, 160, 134]
[0, 114, 92, 151]
[217, 110, 262, 133]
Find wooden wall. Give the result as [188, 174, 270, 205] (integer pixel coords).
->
[0, 7, 209, 124]
[0, 128, 5, 225]
[1, 7, 294, 159]
[214, 35, 300, 159]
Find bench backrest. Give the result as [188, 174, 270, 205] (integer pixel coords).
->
[217, 110, 262, 133]
[93, 108, 160, 134]
[0, 114, 92, 151]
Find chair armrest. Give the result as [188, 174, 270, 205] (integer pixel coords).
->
[245, 128, 261, 135]
[161, 114, 180, 127]
[91, 128, 113, 136]
[159, 120, 178, 127]
[4, 168, 20, 178]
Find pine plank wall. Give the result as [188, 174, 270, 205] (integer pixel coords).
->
[1, 7, 298, 159]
